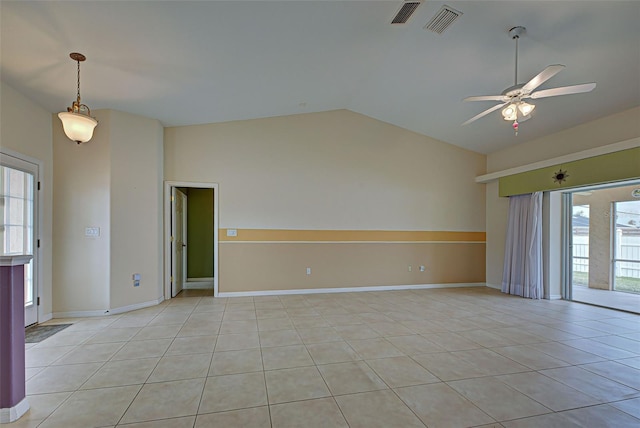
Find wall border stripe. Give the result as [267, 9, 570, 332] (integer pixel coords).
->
[219, 229, 485, 242]
[220, 240, 486, 244]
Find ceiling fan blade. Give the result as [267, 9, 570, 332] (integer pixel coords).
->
[521, 64, 565, 93]
[462, 102, 508, 126]
[463, 95, 507, 102]
[529, 82, 597, 99]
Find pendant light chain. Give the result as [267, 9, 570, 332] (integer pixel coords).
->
[76, 59, 81, 104]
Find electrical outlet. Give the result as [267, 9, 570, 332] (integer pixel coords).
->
[306, 267, 311, 275]
[420, 265, 425, 272]
[408, 265, 412, 272]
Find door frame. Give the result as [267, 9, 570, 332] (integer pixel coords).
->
[561, 179, 640, 303]
[1, 148, 41, 326]
[170, 187, 188, 297]
[164, 181, 219, 299]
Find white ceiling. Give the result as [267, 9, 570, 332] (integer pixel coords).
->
[1, 1, 639, 154]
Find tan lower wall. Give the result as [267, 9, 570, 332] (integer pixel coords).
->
[219, 242, 485, 293]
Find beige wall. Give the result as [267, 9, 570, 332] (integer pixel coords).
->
[486, 107, 640, 290]
[165, 110, 486, 293]
[53, 109, 163, 314]
[109, 110, 164, 309]
[0, 81, 54, 319]
[220, 242, 485, 293]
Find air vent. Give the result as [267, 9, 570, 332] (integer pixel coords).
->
[391, 1, 422, 25]
[424, 5, 462, 34]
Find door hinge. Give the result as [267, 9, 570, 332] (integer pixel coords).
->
[170, 276, 174, 282]
[37, 181, 41, 191]
[37, 239, 40, 248]
[170, 236, 174, 242]
[170, 195, 175, 202]
[37, 297, 40, 306]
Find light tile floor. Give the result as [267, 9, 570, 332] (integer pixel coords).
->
[573, 285, 640, 314]
[8, 287, 640, 427]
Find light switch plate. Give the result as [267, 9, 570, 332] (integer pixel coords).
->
[85, 227, 100, 237]
[226, 229, 238, 237]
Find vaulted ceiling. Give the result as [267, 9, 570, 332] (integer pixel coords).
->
[2, 1, 639, 154]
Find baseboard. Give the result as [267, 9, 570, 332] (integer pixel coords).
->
[485, 283, 501, 290]
[184, 278, 214, 289]
[53, 296, 164, 318]
[218, 282, 486, 298]
[108, 297, 164, 315]
[53, 309, 111, 318]
[0, 397, 30, 423]
[548, 294, 562, 300]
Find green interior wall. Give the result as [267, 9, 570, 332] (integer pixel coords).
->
[187, 188, 214, 278]
[499, 148, 640, 197]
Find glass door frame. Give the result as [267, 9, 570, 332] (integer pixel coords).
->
[1, 151, 39, 326]
[562, 179, 640, 306]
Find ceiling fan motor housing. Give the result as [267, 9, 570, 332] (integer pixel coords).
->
[509, 26, 526, 39]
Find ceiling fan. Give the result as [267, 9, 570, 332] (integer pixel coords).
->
[462, 26, 596, 135]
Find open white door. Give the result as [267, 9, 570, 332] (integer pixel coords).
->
[1, 153, 38, 326]
[171, 188, 187, 297]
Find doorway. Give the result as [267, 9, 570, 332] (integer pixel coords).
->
[165, 181, 218, 299]
[565, 181, 640, 313]
[1, 152, 39, 326]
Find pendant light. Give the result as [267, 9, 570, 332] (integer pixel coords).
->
[58, 53, 98, 144]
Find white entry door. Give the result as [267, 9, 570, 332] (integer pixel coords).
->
[171, 188, 187, 297]
[0, 153, 38, 326]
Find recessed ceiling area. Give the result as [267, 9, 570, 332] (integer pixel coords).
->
[1, 1, 638, 154]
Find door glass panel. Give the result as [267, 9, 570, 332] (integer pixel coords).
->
[0, 165, 34, 306]
[613, 200, 640, 294]
[572, 203, 589, 288]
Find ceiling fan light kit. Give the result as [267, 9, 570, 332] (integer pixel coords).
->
[462, 26, 596, 136]
[58, 52, 98, 144]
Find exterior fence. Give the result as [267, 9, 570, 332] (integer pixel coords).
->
[572, 229, 640, 280]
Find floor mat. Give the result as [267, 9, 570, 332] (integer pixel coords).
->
[25, 324, 72, 343]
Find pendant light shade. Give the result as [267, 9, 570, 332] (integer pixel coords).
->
[58, 111, 98, 143]
[59, 53, 98, 144]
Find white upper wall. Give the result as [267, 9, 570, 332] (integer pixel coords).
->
[53, 110, 112, 313]
[488, 107, 640, 173]
[52, 108, 164, 315]
[165, 109, 486, 232]
[0, 81, 54, 319]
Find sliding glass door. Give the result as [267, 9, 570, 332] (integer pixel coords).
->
[565, 182, 640, 313]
